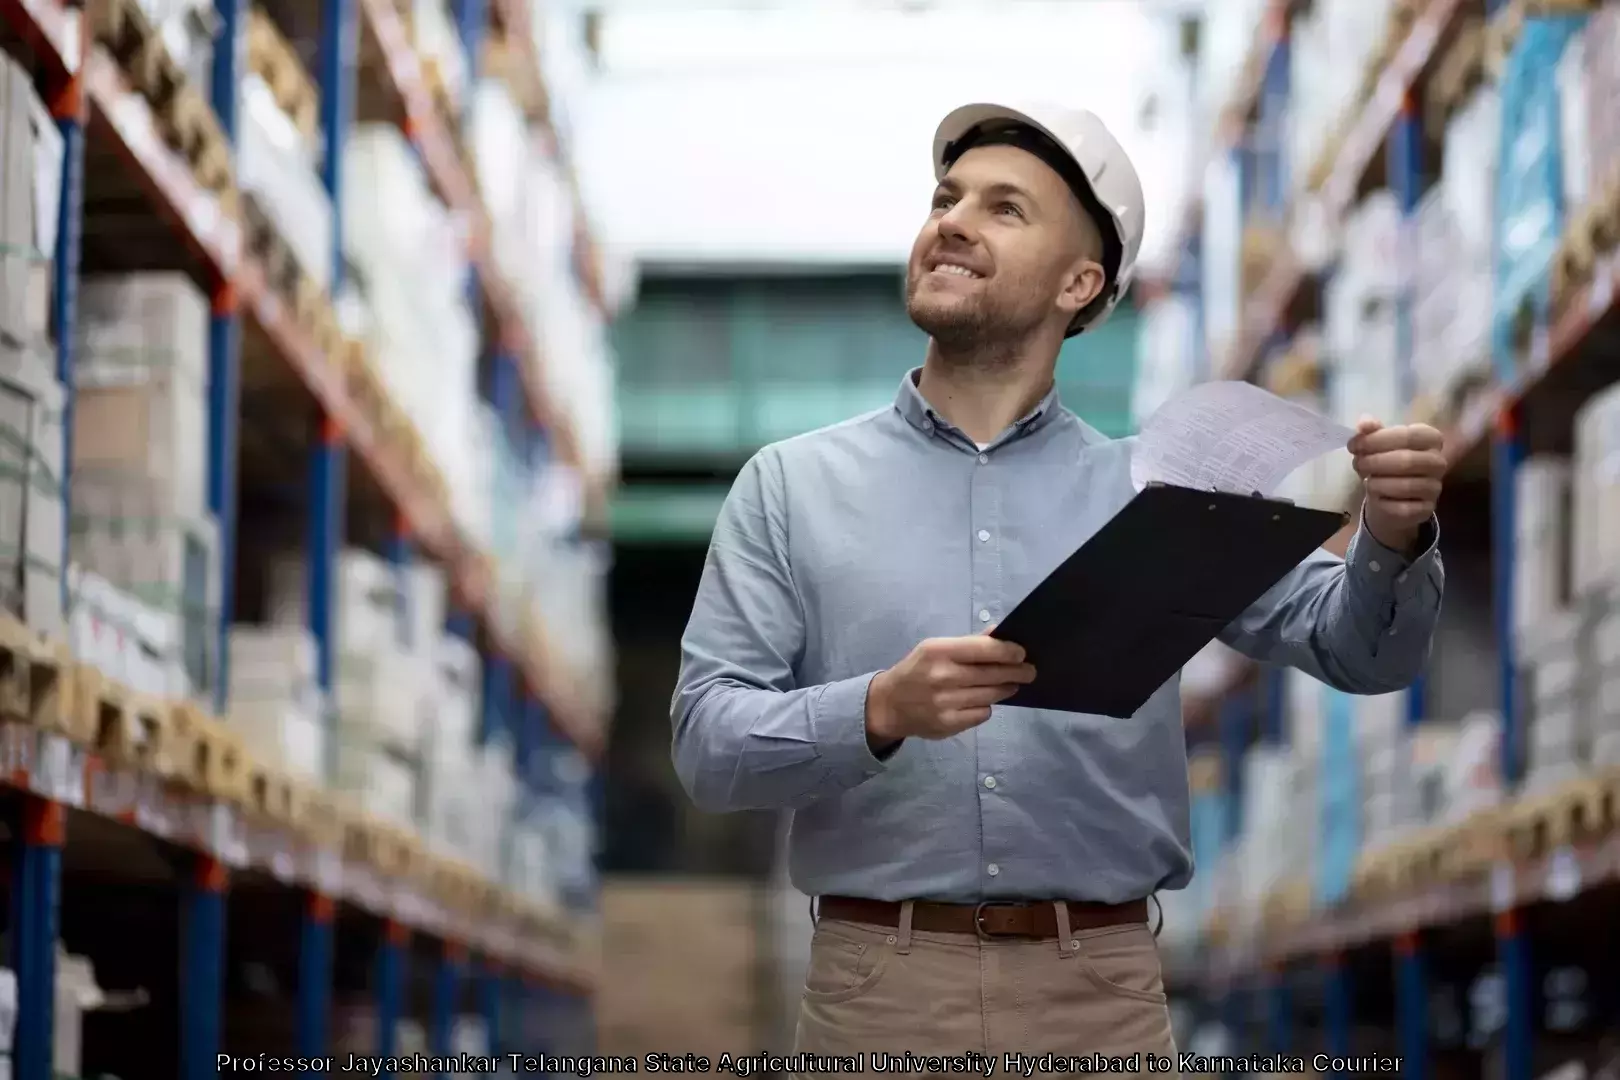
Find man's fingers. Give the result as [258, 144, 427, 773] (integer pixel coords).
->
[933, 633, 1026, 665]
[1350, 423, 1445, 456]
[938, 706, 994, 731]
[1352, 448, 1449, 479]
[1366, 476, 1443, 502]
[938, 683, 1025, 711]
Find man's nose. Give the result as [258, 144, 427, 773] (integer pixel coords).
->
[937, 206, 978, 245]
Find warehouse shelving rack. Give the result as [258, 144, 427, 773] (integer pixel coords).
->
[0, 0, 608, 1073]
[1163, 0, 1620, 1076]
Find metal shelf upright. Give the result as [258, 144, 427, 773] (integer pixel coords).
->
[1394, 930, 1429, 1080]
[1387, 86, 1428, 729]
[14, 11, 85, 1076]
[180, 856, 229, 1080]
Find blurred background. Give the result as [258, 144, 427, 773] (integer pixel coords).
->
[0, 0, 1618, 1075]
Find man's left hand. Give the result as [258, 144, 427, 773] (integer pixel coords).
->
[1348, 416, 1447, 555]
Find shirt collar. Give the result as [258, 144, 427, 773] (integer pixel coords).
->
[892, 367, 1064, 447]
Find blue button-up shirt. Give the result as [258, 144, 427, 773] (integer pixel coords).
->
[672, 371, 1443, 904]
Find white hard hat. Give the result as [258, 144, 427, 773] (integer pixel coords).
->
[933, 102, 1146, 334]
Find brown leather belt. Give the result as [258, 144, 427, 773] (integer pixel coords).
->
[817, 896, 1148, 940]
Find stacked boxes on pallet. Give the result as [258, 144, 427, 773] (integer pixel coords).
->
[1415, 85, 1499, 410]
[1491, 14, 1587, 380]
[1586, 7, 1620, 197]
[0, 53, 62, 357]
[226, 625, 328, 783]
[71, 273, 221, 703]
[1324, 191, 1404, 431]
[344, 126, 482, 528]
[1574, 385, 1620, 769]
[237, 58, 331, 293]
[0, 54, 67, 640]
[264, 550, 435, 829]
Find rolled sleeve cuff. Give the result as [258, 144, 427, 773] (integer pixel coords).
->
[1345, 512, 1443, 634]
[811, 672, 891, 786]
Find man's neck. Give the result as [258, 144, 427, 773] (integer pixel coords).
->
[916, 341, 1059, 446]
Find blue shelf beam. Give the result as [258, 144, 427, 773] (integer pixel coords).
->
[376, 921, 408, 1075]
[1394, 931, 1429, 1080]
[1498, 911, 1533, 1080]
[492, 349, 523, 449]
[1323, 952, 1352, 1070]
[1493, 407, 1526, 784]
[479, 962, 503, 1057]
[482, 654, 512, 744]
[452, 0, 489, 92]
[308, 415, 347, 692]
[1265, 966, 1292, 1053]
[46, 48, 85, 614]
[318, 0, 358, 291]
[388, 512, 414, 649]
[430, 943, 464, 1079]
[180, 856, 228, 1080]
[297, 892, 337, 1072]
[1387, 87, 1426, 728]
[11, 797, 63, 1080]
[207, 284, 243, 713]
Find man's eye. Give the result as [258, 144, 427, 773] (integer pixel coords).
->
[997, 203, 1024, 218]
[932, 196, 956, 212]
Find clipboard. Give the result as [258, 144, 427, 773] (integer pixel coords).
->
[988, 483, 1348, 718]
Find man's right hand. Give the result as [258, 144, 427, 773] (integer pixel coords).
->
[865, 634, 1036, 751]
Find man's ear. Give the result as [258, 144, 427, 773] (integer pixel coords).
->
[1056, 260, 1107, 321]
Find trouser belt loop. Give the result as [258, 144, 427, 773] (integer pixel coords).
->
[1053, 901, 1076, 958]
[809, 895, 819, 928]
[895, 900, 915, 954]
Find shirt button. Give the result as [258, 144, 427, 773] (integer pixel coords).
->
[1369, 560, 1382, 573]
[977, 529, 991, 543]
[978, 609, 992, 623]
[923, 420, 934, 433]
[978, 453, 989, 465]
[1397, 572, 1409, 584]
[983, 776, 997, 789]
[986, 863, 1000, 877]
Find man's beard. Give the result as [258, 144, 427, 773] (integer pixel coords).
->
[905, 274, 1041, 361]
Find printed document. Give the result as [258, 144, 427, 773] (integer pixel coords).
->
[1130, 381, 1355, 497]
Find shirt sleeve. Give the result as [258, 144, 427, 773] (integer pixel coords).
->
[670, 449, 891, 813]
[1216, 511, 1445, 694]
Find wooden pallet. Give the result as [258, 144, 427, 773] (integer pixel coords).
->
[246, 760, 299, 825]
[243, 196, 335, 345]
[87, 0, 156, 72]
[246, 8, 319, 138]
[90, 678, 175, 778]
[294, 787, 346, 851]
[72, 663, 134, 758]
[1503, 775, 1619, 861]
[1426, 17, 1487, 132]
[0, 616, 72, 738]
[1484, 0, 1527, 80]
[1431, 809, 1507, 879]
[1306, 121, 1346, 194]
[170, 704, 248, 803]
[344, 817, 420, 879]
[1260, 877, 1314, 928]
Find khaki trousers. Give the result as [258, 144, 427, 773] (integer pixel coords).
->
[791, 903, 1178, 1077]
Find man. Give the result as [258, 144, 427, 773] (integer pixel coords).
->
[671, 102, 1446, 1064]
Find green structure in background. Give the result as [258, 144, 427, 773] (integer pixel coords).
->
[612, 270, 1141, 544]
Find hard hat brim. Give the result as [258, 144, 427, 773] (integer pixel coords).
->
[932, 103, 1129, 258]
